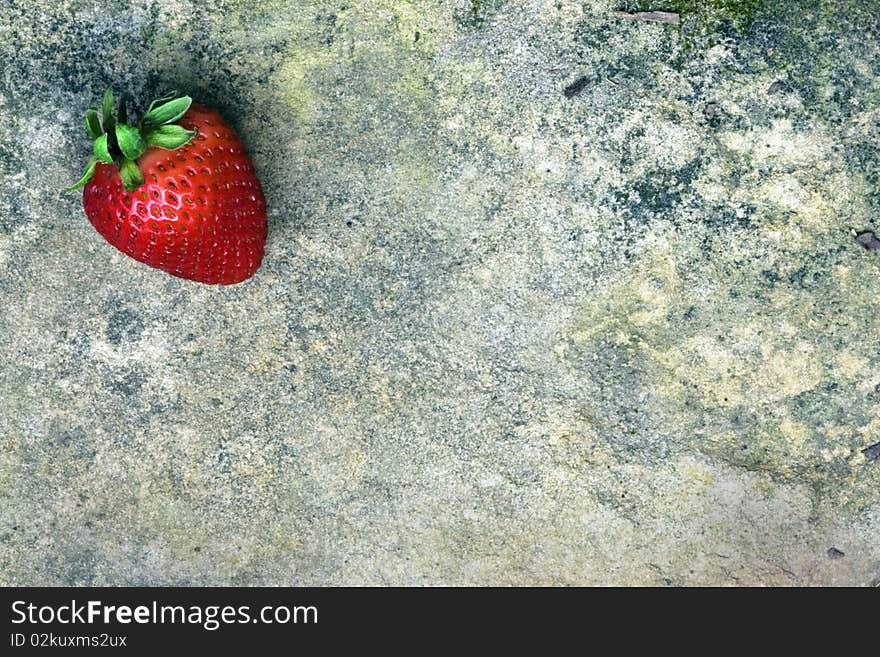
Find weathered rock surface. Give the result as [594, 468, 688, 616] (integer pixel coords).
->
[1, 0, 878, 585]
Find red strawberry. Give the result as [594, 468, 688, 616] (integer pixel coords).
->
[68, 89, 267, 285]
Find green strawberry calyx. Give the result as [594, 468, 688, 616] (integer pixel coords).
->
[66, 88, 198, 193]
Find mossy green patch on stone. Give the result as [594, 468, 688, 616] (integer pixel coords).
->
[455, 0, 506, 28]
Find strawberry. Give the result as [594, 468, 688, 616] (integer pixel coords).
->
[68, 89, 267, 285]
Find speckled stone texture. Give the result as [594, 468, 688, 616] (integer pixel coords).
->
[1, 0, 879, 586]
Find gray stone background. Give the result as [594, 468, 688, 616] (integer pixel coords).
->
[1, 0, 879, 585]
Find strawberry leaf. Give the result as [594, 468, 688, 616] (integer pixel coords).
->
[115, 124, 146, 160]
[119, 158, 145, 192]
[93, 134, 114, 163]
[85, 109, 102, 140]
[146, 90, 179, 113]
[145, 125, 197, 150]
[65, 156, 97, 191]
[141, 96, 192, 128]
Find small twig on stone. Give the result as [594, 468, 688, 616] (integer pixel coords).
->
[862, 441, 880, 464]
[827, 547, 845, 560]
[563, 76, 590, 98]
[614, 11, 681, 24]
[854, 230, 880, 250]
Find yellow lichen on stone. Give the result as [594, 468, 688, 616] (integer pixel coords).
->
[778, 416, 810, 449]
